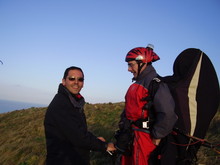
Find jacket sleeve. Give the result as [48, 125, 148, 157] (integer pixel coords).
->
[150, 82, 178, 139]
[46, 94, 107, 152]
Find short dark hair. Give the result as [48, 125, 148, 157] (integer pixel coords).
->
[63, 66, 84, 79]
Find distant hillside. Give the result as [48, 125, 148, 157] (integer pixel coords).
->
[0, 102, 219, 165]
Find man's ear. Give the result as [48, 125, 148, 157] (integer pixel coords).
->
[62, 79, 65, 86]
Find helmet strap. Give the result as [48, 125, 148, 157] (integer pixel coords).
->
[133, 62, 146, 81]
[138, 62, 146, 76]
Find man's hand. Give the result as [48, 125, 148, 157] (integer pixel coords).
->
[107, 142, 116, 152]
[152, 138, 161, 146]
[97, 137, 106, 142]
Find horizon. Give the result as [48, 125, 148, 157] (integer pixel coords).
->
[0, 99, 47, 114]
[0, 98, 125, 114]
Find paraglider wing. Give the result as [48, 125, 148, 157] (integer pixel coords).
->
[172, 48, 219, 138]
[158, 48, 220, 165]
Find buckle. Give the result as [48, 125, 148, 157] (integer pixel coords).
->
[142, 120, 149, 129]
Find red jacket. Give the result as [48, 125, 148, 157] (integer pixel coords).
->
[122, 65, 177, 165]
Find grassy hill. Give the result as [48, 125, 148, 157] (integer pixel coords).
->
[0, 102, 219, 165]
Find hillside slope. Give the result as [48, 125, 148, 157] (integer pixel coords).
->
[0, 102, 219, 165]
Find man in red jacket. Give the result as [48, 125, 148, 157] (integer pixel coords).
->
[120, 44, 177, 165]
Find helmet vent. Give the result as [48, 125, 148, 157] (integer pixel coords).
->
[135, 55, 144, 61]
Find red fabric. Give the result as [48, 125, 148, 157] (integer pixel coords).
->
[122, 83, 156, 165]
[125, 83, 148, 121]
[121, 130, 156, 165]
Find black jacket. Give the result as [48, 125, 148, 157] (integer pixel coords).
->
[44, 84, 107, 165]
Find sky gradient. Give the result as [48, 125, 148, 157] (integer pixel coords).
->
[0, 0, 219, 105]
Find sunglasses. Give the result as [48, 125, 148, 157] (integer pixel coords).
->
[128, 62, 137, 68]
[68, 77, 84, 82]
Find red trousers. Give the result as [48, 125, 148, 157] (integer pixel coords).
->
[121, 130, 156, 165]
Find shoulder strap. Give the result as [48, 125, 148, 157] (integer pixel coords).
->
[148, 77, 162, 100]
[142, 77, 162, 110]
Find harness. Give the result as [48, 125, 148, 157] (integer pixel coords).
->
[132, 77, 161, 133]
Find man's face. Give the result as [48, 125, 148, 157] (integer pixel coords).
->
[127, 61, 139, 79]
[62, 69, 84, 94]
[127, 61, 146, 79]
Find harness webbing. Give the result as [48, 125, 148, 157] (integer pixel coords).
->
[172, 128, 220, 154]
[132, 127, 150, 134]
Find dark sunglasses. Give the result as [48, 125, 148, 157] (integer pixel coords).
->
[68, 77, 84, 82]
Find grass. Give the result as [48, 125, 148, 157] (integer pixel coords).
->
[0, 102, 219, 165]
[0, 107, 47, 165]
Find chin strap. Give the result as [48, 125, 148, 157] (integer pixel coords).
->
[132, 62, 146, 81]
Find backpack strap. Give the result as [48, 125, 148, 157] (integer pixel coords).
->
[148, 77, 161, 100]
[142, 77, 162, 110]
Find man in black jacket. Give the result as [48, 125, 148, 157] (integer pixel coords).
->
[44, 66, 116, 165]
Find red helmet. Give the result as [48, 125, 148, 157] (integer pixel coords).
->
[125, 44, 160, 63]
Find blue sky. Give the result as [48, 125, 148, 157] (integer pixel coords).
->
[0, 0, 219, 105]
